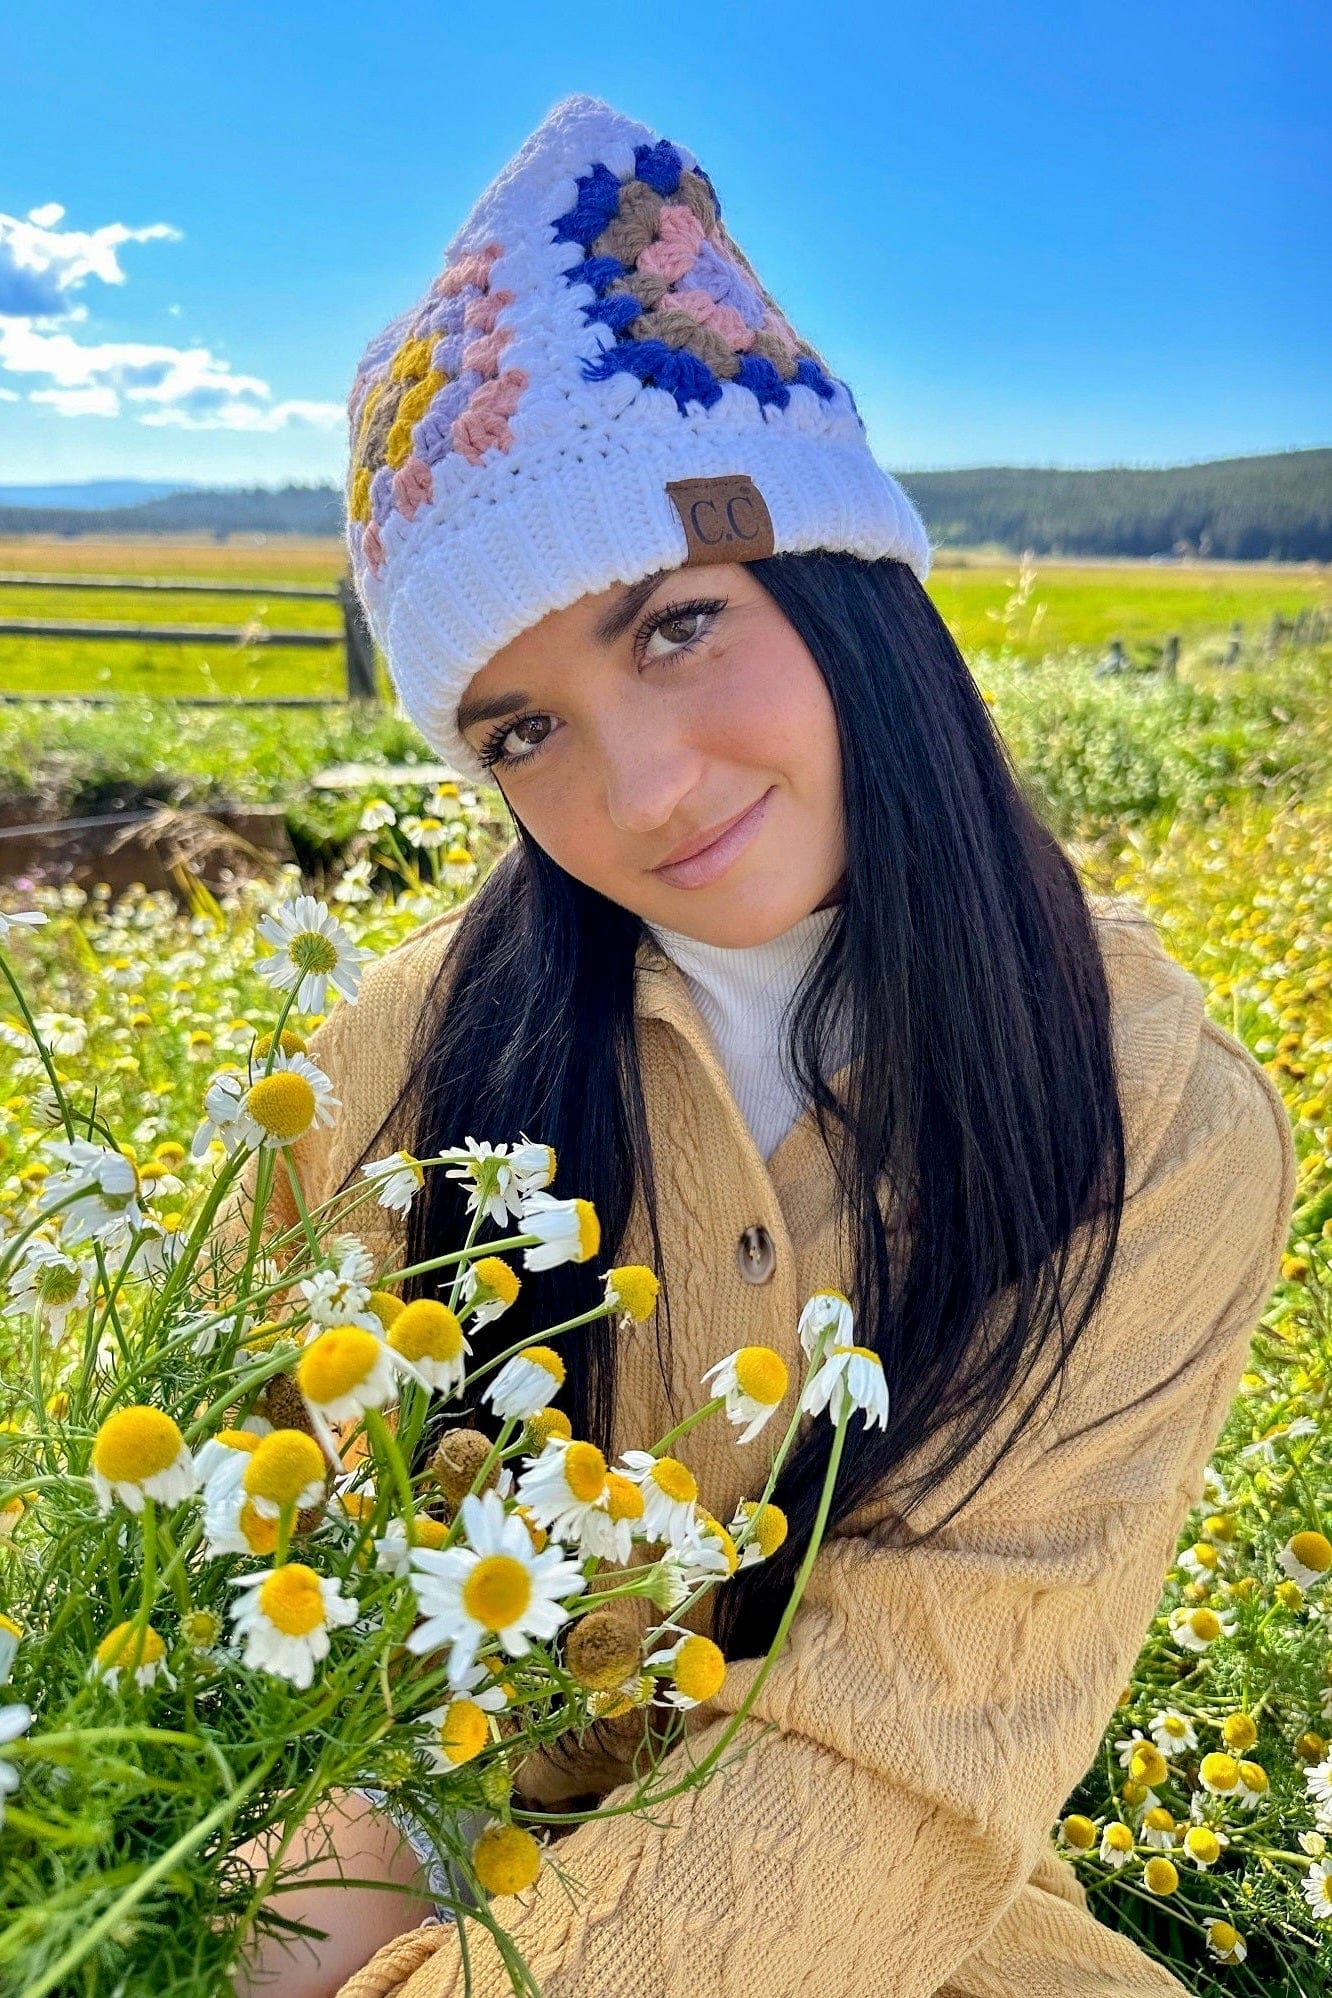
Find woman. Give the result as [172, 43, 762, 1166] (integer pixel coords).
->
[240, 94, 1296, 1998]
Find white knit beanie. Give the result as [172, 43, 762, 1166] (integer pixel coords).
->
[345, 91, 932, 781]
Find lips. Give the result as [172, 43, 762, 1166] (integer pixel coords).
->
[649, 787, 774, 889]
[653, 795, 768, 872]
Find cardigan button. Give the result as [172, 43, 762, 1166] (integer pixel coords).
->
[736, 1224, 776, 1285]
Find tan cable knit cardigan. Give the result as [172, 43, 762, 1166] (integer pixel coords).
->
[259, 889, 1296, 1998]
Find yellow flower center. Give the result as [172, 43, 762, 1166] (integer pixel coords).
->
[444, 845, 472, 867]
[738, 1500, 788, 1558]
[1238, 1759, 1268, 1793]
[155, 1142, 186, 1166]
[649, 1456, 697, 1505]
[1190, 1541, 1218, 1568]
[214, 1427, 261, 1456]
[410, 1517, 449, 1550]
[471, 1823, 542, 1897]
[1161, 1714, 1188, 1738]
[244, 1072, 316, 1140]
[1143, 1856, 1178, 1895]
[521, 1346, 565, 1389]
[240, 1501, 280, 1554]
[472, 1256, 520, 1307]
[673, 1634, 726, 1704]
[604, 1473, 645, 1523]
[92, 1406, 184, 1485]
[368, 1290, 404, 1329]
[1208, 1922, 1241, 1953]
[1200, 1751, 1240, 1791]
[1188, 1607, 1222, 1641]
[1204, 1513, 1235, 1541]
[1291, 1530, 1332, 1574]
[243, 1430, 326, 1508]
[572, 1199, 600, 1263]
[1142, 1806, 1174, 1833]
[1186, 1827, 1221, 1863]
[525, 1406, 572, 1451]
[607, 1265, 659, 1322]
[462, 1553, 532, 1631]
[1060, 1814, 1097, 1850]
[288, 931, 340, 975]
[1104, 1822, 1134, 1853]
[258, 1563, 326, 1637]
[733, 1345, 788, 1406]
[438, 1697, 489, 1765]
[1129, 1743, 1168, 1787]
[562, 1440, 608, 1504]
[1222, 1712, 1257, 1752]
[253, 1028, 308, 1059]
[389, 1299, 464, 1366]
[298, 1325, 382, 1405]
[96, 1620, 166, 1672]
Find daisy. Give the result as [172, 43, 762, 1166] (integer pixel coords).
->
[241, 1430, 328, 1522]
[39, 1139, 142, 1244]
[1098, 1821, 1135, 1869]
[194, 1427, 264, 1510]
[603, 1264, 659, 1325]
[641, 1622, 727, 1709]
[387, 1298, 470, 1396]
[362, 1150, 425, 1213]
[728, 1497, 789, 1570]
[0, 1702, 31, 1829]
[0, 909, 46, 944]
[1239, 1416, 1319, 1464]
[699, 1345, 789, 1444]
[191, 1069, 247, 1158]
[1204, 1922, 1247, 1966]
[418, 1662, 510, 1772]
[1181, 1824, 1230, 1871]
[797, 1289, 855, 1360]
[1168, 1604, 1237, 1652]
[578, 1472, 647, 1564]
[483, 1345, 566, 1423]
[400, 814, 449, 850]
[613, 1449, 699, 1546]
[359, 798, 396, 832]
[1278, 1531, 1332, 1589]
[228, 1562, 358, 1690]
[34, 1011, 87, 1057]
[405, 1486, 587, 1687]
[332, 858, 375, 905]
[1306, 1756, 1332, 1818]
[90, 1621, 174, 1692]
[444, 1137, 555, 1229]
[517, 1191, 600, 1271]
[296, 1323, 428, 1451]
[235, 1051, 340, 1151]
[1198, 1752, 1244, 1798]
[441, 846, 477, 890]
[457, 1255, 521, 1328]
[799, 1342, 890, 1432]
[1302, 1857, 1332, 1921]
[1148, 1708, 1199, 1757]
[1233, 1760, 1269, 1811]
[91, 1406, 198, 1515]
[300, 1253, 379, 1332]
[373, 1513, 451, 1577]
[515, 1436, 609, 1548]
[6, 1237, 91, 1341]
[255, 896, 372, 1014]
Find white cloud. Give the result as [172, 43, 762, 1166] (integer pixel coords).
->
[0, 203, 343, 433]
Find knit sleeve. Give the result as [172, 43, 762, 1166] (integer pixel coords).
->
[336, 1024, 1296, 1998]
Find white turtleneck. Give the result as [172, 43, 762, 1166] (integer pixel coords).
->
[645, 903, 849, 1162]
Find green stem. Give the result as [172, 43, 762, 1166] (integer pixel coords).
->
[649, 1396, 726, 1457]
[366, 1406, 416, 1530]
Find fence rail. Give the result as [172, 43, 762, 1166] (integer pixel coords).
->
[0, 570, 378, 699]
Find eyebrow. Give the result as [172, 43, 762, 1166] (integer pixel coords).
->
[455, 570, 672, 737]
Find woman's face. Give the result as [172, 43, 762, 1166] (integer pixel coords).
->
[456, 561, 845, 946]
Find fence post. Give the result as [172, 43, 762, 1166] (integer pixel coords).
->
[1222, 619, 1243, 668]
[1161, 633, 1180, 679]
[339, 575, 378, 700]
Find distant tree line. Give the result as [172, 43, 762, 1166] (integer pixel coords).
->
[0, 451, 1327, 560]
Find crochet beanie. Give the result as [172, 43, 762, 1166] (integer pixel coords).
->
[345, 91, 932, 782]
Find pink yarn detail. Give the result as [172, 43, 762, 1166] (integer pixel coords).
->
[463, 289, 515, 333]
[759, 304, 798, 355]
[638, 204, 705, 283]
[362, 519, 386, 574]
[662, 288, 755, 349]
[460, 326, 512, 378]
[434, 242, 503, 298]
[392, 456, 434, 521]
[452, 368, 528, 465]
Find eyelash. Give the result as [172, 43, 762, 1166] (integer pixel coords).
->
[476, 596, 726, 772]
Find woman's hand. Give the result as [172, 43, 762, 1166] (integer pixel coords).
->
[231, 1786, 438, 1998]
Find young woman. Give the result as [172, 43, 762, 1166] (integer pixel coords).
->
[237, 94, 1297, 1998]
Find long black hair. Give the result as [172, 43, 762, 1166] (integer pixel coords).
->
[363, 550, 1126, 1665]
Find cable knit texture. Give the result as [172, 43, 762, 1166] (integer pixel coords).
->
[343, 91, 931, 781]
[245, 892, 1296, 1998]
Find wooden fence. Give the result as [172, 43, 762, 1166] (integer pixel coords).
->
[0, 570, 378, 703]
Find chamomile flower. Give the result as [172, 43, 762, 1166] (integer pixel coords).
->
[483, 1345, 566, 1423]
[256, 896, 372, 1014]
[0, 1614, 21, 1684]
[387, 1298, 470, 1396]
[578, 1472, 647, 1564]
[515, 1436, 609, 1548]
[0, 909, 46, 943]
[241, 1430, 328, 1521]
[641, 1622, 727, 1709]
[699, 1345, 789, 1444]
[91, 1621, 174, 1691]
[1098, 1821, 1136, 1869]
[1205, 1922, 1247, 1965]
[236, 1051, 339, 1151]
[444, 1137, 555, 1228]
[332, 858, 376, 904]
[1168, 1604, 1237, 1652]
[39, 1138, 142, 1243]
[1148, 1708, 1199, 1757]
[614, 1450, 699, 1546]
[419, 1666, 509, 1771]
[603, 1264, 659, 1325]
[362, 1150, 425, 1213]
[1234, 1760, 1270, 1811]
[1305, 1756, 1332, 1822]
[1302, 1857, 1332, 1921]
[194, 1427, 263, 1509]
[91, 1406, 198, 1515]
[457, 1255, 521, 1328]
[1199, 1752, 1244, 1798]
[359, 798, 396, 832]
[34, 1011, 86, 1057]
[0, 1703, 31, 1827]
[1278, 1531, 1332, 1589]
[441, 846, 477, 890]
[1181, 1824, 1230, 1871]
[400, 814, 449, 850]
[728, 1498, 789, 1569]
[7, 1237, 91, 1340]
[228, 1562, 358, 1689]
[405, 1486, 587, 1686]
[296, 1324, 428, 1450]
[799, 1342, 890, 1431]
[191, 1069, 247, 1158]
[300, 1253, 379, 1332]
[1238, 1415, 1318, 1464]
[797, 1289, 854, 1359]
[374, 1513, 451, 1577]
[518, 1190, 600, 1271]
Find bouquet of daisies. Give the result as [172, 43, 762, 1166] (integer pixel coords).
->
[0, 894, 886, 1998]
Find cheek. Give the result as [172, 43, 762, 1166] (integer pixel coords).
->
[711, 635, 841, 788]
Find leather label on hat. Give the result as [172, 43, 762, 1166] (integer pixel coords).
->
[665, 474, 775, 565]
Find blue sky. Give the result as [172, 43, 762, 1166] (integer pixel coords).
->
[2, 1, 1327, 488]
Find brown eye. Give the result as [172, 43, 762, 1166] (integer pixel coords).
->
[509, 716, 550, 749]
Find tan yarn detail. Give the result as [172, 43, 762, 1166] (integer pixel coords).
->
[334, 1922, 450, 1998]
[591, 179, 664, 265]
[673, 168, 718, 234]
[357, 381, 406, 475]
[628, 310, 742, 379]
[748, 328, 802, 382]
[606, 269, 672, 312]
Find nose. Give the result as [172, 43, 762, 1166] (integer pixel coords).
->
[600, 726, 705, 837]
